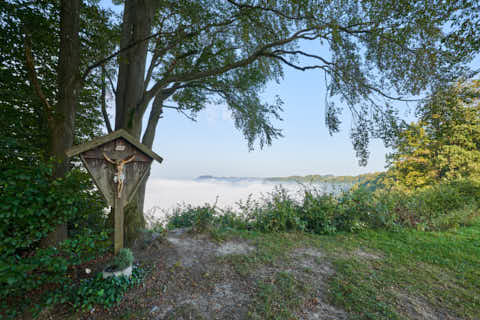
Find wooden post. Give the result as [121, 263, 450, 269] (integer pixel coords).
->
[114, 193, 124, 255]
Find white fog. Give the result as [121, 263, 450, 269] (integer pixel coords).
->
[144, 178, 349, 221]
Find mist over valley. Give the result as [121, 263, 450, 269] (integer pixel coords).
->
[144, 174, 363, 221]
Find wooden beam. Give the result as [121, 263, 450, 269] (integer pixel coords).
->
[114, 194, 124, 255]
[66, 129, 163, 164]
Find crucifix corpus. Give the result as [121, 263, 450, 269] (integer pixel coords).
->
[66, 129, 163, 254]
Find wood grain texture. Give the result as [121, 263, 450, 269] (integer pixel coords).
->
[66, 129, 163, 163]
[79, 137, 153, 206]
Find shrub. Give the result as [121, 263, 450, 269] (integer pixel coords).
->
[112, 248, 134, 270]
[41, 265, 145, 314]
[162, 179, 480, 237]
[248, 186, 305, 232]
[334, 187, 375, 232]
[166, 203, 216, 231]
[407, 179, 480, 230]
[0, 162, 109, 318]
[299, 190, 337, 234]
[215, 209, 251, 231]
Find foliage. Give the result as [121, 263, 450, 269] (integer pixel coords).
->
[108, 0, 480, 241]
[247, 186, 306, 233]
[163, 179, 480, 237]
[166, 203, 216, 232]
[0, 1, 117, 164]
[266, 172, 384, 186]
[387, 80, 480, 190]
[0, 161, 106, 257]
[111, 0, 479, 158]
[42, 264, 145, 314]
[299, 190, 338, 234]
[0, 230, 111, 318]
[393, 179, 480, 231]
[112, 248, 134, 270]
[0, 160, 110, 318]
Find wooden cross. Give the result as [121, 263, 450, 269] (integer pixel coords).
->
[66, 130, 163, 255]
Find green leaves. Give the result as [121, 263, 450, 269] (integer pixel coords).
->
[387, 80, 480, 190]
[42, 265, 145, 313]
[0, 160, 110, 318]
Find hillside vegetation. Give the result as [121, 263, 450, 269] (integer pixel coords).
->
[4, 182, 479, 319]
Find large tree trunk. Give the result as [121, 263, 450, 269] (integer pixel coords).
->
[115, 0, 153, 137]
[133, 94, 166, 229]
[41, 0, 81, 247]
[115, 0, 157, 243]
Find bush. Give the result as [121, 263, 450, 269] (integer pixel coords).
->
[405, 179, 480, 230]
[248, 186, 305, 232]
[166, 203, 216, 231]
[112, 248, 134, 270]
[0, 162, 109, 318]
[41, 264, 145, 314]
[162, 179, 480, 237]
[334, 187, 375, 232]
[299, 190, 337, 234]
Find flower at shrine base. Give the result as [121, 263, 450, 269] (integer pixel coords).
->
[85, 268, 91, 274]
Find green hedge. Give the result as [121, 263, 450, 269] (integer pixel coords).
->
[0, 162, 110, 318]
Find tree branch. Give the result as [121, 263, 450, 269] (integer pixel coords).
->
[81, 28, 169, 83]
[226, 0, 312, 20]
[83, 17, 239, 85]
[271, 49, 333, 66]
[142, 94, 164, 147]
[24, 32, 54, 126]
[266, 53, 329, 71]
[142, 27, 315, 108]
[104, 67, 117, 96]
[101, 65, 113, 133]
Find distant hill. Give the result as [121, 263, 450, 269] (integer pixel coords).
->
[196, 172, 385, 186]
[195, 175, 263, 183]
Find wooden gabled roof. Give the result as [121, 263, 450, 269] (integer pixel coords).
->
[66, 129, 163, 163]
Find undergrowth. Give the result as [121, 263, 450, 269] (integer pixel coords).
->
[40, 264, 145, 314]
[160, 179, 480, 235]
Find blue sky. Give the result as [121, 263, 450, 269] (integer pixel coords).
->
[101, 1, 476, 180]
[149, 64, 393, 179]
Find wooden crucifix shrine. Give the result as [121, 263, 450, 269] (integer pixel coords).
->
[66, 129, 163, 254]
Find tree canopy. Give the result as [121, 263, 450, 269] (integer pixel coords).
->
[105, 0, 479, 166]
[386, 80, 480, 190]
[0, 0, 117, 165]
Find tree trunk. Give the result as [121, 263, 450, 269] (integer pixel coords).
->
[41, 0, 81, 247]
[115, 0, 157, 242]
[115, 0, 153, 137]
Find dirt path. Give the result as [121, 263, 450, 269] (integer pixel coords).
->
[76, 228, 348, 320]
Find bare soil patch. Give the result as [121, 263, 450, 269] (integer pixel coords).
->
[393, 290, 462, 320]
[36, 229, 462, 320]
[52, 229, 348, 319]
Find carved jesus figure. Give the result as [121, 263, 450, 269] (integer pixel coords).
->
[103, 153, 136, 198]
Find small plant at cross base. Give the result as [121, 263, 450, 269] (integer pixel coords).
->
[105, 248, 134, 274]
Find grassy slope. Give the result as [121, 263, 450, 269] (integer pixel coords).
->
[44, 221, 480, 319]
[323, 224, 480, 319]
[225, 220, 480, 319]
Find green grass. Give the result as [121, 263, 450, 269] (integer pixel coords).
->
[248, 271, 309, 320]
[319, 221, 480, 319]
[216, 221, 480, 319]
